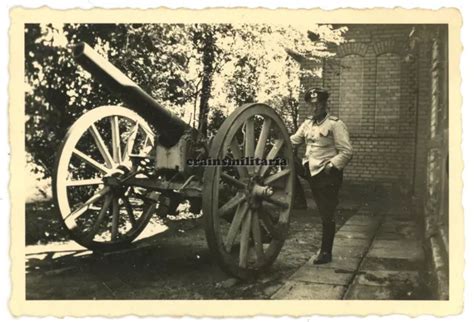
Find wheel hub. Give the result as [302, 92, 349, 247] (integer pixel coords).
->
[245, 175, 274, 209]
[251, 184, 273, 197]
[102, 164, 132, 195]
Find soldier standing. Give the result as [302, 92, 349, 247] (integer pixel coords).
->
[290, 87, 353, 264]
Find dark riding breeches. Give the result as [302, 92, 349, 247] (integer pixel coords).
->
[305, 163, 343, 254]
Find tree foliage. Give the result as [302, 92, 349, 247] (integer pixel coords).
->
[25, 23, 346, 178]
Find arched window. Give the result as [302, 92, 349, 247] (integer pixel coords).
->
[375, 52, 401, 134]
[339, 54, 364, 133]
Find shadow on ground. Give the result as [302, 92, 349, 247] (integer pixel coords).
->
[26, 182, 429, 300]
[25, 202, 354, 299]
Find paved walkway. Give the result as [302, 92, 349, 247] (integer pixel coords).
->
[272, 204, 429, 300]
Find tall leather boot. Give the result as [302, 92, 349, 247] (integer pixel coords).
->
[313, 221, 335, 265]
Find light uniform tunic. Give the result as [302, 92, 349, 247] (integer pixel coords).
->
[290, 114, 353, 177]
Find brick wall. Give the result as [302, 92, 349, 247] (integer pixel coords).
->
[299, 24, 436, 194]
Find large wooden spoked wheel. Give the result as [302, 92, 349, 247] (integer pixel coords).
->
[203, 103, 295, 279]
[53, 106, 157, 252]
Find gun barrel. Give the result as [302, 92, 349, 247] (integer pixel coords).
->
[73, 42, 190, 147]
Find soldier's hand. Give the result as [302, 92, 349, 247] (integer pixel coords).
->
[324, 162, 334, 174]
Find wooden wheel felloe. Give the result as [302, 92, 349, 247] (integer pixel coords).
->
[53, 106, 157, 251]
[203, 103, 295, 279]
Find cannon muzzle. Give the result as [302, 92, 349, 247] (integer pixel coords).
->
[73, 42, 191, 147]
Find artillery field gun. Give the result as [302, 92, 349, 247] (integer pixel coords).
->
[53, 42, 296, 279]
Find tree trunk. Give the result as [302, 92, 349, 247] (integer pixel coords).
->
[198, 31, 215, 136]
[291, 98, 298, 132]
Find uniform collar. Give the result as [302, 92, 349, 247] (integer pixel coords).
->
[312, 112, 329, 125]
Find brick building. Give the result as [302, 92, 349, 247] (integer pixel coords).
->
[298, 24, 449, 298]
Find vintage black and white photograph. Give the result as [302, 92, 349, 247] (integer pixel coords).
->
[9, 7, 462, 316]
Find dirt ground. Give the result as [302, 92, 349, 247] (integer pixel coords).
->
[25, 202, 354, 300]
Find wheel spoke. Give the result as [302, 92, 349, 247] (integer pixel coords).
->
[251, 211, 264, 265]
[110, 116, 122, 163]
[245, 118, 255, 158]
[259, 209, 283, 240]
[239, 209, 252, 268]
[122, 197, 137, 227]
[218, 192, 246, 217]
[139, 123, 155, 141]
[122, 121, 139, 162]
[258, 139, 284, 177]
[255, 117, 271, 159]
[221, 173, 246, 189]
[72, 149, 109, 174]
[229, 138, 248, 179]
[144, 135, 154, 149]
[111, 197, 120, 240]
[86, 194, 112, 240]
[66, 178, 104, 187]
[245, 118, 255, 176]
[263, 168, 291, 185]
[141, 127, 155, 154]
[64, 187, 110, 227]
[262, 195, 289, 209]
[224, 202, 249, 253]
[89, 123, 115, 168]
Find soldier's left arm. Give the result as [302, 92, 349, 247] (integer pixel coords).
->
[329, 120, 353, 170]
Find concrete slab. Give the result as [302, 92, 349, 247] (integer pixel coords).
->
[371, 238, 418, 247]
[291, 266, 354, 285]
[366, 248, 423, 261]
[307, 255, 360, 271]
[373, 232, 416, 241]
[379, 223, 417, 231]
[271, 281, 345, 300]
[338, 225, 378, 233]
[344, 267, 426, 300]
[355, 208, 375, 217]
[344, 216, 379, 226]
[337, 221, 376, 227]
[359, 257, 423, 271]
[270, 207, 429, 301]
[344, 284, 419, 300]
[335, 230, 374, 240]
[332, 245, 367, 258]
[383, 216, 416, 223]
[353, 270, 420, 287]
[338, 200, 360, 211]
[378, 224, 417, 237]
[333, 238, 371, 248]
[367, 240, 424, 261]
